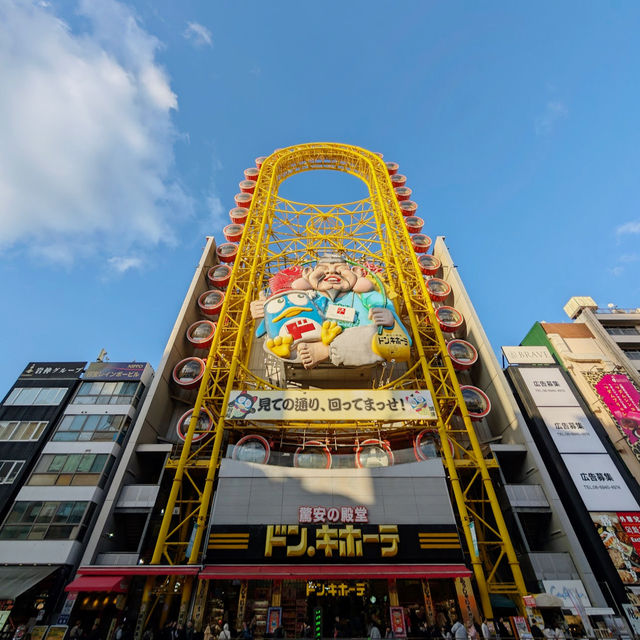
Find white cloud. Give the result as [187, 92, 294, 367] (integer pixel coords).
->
[207, 194, 224, 222]
[107, 256, 144, 273]
[609, 266, 625, 277]
[534, 101, 568, 136]
[184, 21, 212, 47]
[616, 221, 640, 236]
[0, 0, 192, 262]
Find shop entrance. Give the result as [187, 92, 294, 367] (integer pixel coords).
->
[305, 580, 389, 639]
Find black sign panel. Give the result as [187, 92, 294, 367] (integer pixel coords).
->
[84, 362, 146, 381]
[206, 524, 464, 565]
[20, 362, 86, 379]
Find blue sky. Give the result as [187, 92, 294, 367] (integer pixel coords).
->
[1, 1, 639, 392]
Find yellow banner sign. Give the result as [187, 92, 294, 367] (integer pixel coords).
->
[226, 389, 436, 421]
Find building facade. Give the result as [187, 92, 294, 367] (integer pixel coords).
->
[67, 145, 624, 640]
[0, 361, 152, 637]
[507, 297, 640, 633]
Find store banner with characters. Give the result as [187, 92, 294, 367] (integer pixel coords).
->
[591, 512, 640, 585]
[249, 254, 411, 369]
[226, 389, 436, 421]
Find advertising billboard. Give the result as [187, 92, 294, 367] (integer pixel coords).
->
[502, 346, 555, 365]
[562, 455, 639, 511]
[84, 362, 146, 381]
[594, 373, 640, 460]
[19, 362, 86, 380]
[519, 367, 579, 407]
[591, 513, 640, 586]
[537, 406, 606, 454]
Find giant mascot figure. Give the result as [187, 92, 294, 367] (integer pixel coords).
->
[250, 253, 411, 369]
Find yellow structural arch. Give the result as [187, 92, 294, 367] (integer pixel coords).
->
[140, 143, 527, 631]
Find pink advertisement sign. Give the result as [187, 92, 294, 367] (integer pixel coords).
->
[595, 374, 640, 446]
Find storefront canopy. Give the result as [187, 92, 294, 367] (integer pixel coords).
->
[65, 576, 128, 593]
[76, 565, 200, 576]
[0, 566, 58, 599]
[534, 593, 564, 608]
[199, 564, 472, 580]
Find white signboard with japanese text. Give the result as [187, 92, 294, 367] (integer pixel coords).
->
[562, 454, 640, 511]
[541, 580, 591, 610]
[226, 389, 436, 421]
[502, 346, 555, 365]
[519, 367, 579, 407]
[538, 406, 606, 454]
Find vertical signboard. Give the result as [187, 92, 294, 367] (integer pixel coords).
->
[519, 368, 579, 407]
[591, 513, 640, 586]
[562, 455, 639, 511]
[537, 406, 606, 454]
[594, 373, 640, 460]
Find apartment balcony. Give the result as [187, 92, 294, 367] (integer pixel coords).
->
[525, 552, 579, 582]
[504, 484, 550, 511]
[115, 484, 159, 510]
[94, 552, 139, 566]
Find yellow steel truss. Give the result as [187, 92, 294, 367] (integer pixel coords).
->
[142, 143, 526, 622]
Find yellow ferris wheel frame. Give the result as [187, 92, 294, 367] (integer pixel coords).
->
[142, 142, 527, 623]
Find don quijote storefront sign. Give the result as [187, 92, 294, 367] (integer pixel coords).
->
[206, 523, 463, 564]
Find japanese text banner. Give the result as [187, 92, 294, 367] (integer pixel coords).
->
[225, 389, 436, 421]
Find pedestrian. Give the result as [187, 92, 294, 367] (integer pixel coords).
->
[70, 622, 83, 640]
[467, 622, 477, 640]
[369, 622, 382, 640]
[542, 627, 554, 640]
[481, 620, 490, 640]
[450, 616, 467, 640]
[385, 626, 394, 639]
[496, 620, 510, 640]
[218, 624, 231, 640]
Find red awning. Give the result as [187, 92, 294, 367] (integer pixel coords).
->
[199, 564, 471, 580]
[77, 565, 200, 577]
[65, 576, 129, 593]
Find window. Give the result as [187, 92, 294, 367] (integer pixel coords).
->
[28, 454, 114, 487]
[623, 349, 640, 360]
[4, 387, 67, 406]
[0, 421, 48, 441]
[0, 460, 25, 484]
[52, 414, 130, 443]
[605, 326, 640, 336]
[73, 381, 143, 407]
[0, 501, 94, 541]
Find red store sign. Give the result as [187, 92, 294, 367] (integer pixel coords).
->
[617, 512, 640, 555]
